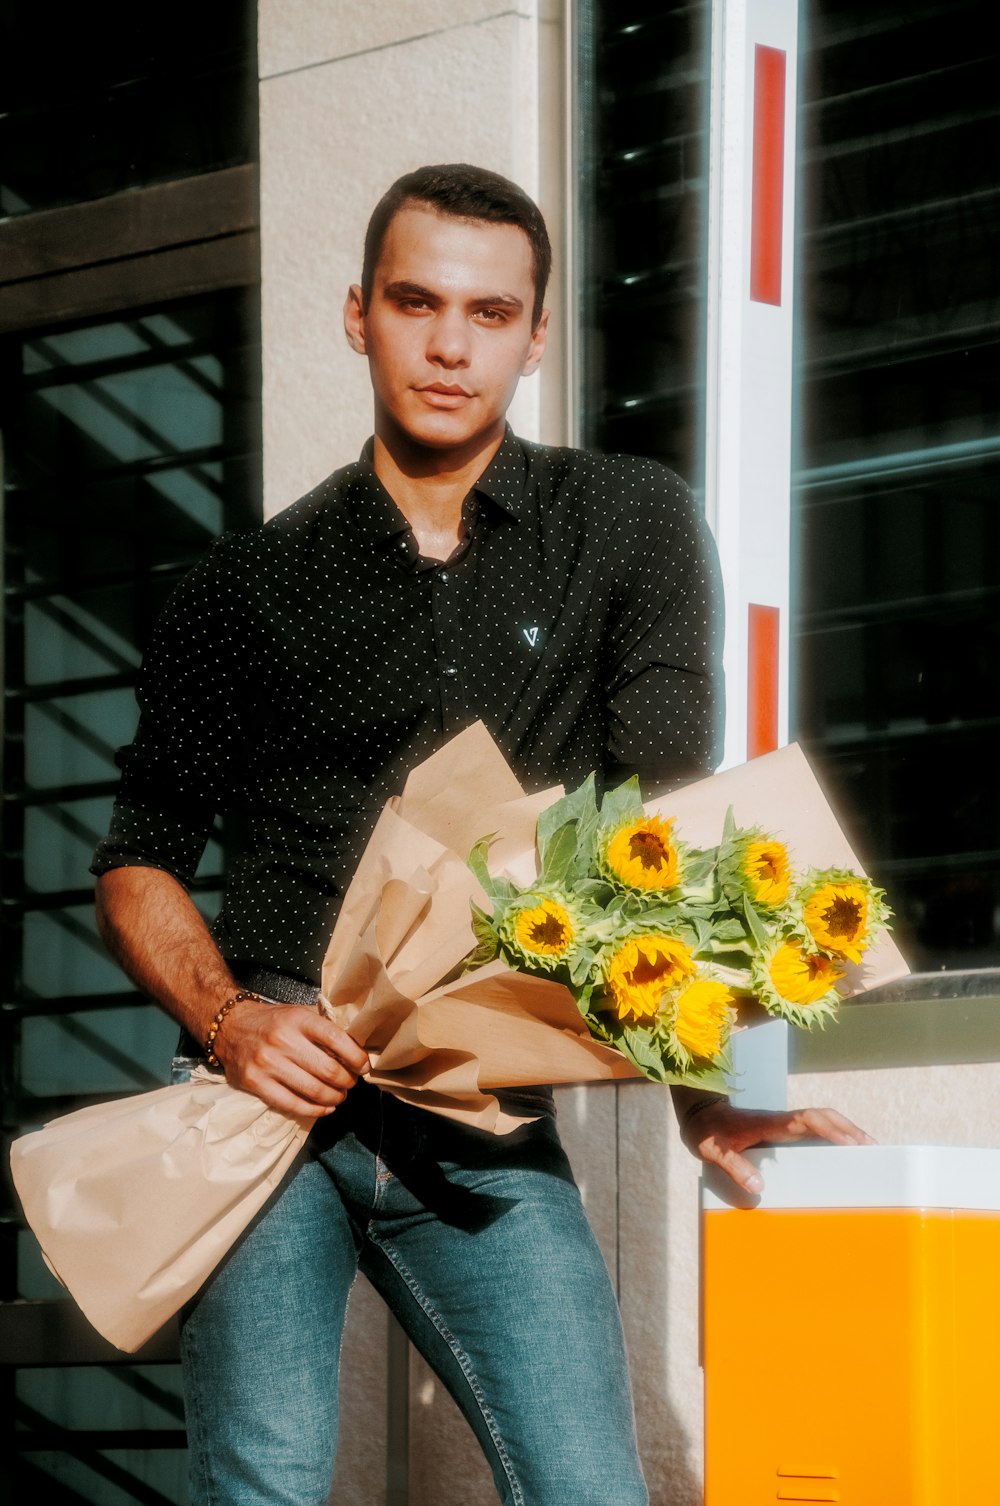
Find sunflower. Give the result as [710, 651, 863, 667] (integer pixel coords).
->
[600, 815, 684, 894]
[514, 899, 574, 957]
[499, 890, 598, 976]
[744, 840, 791, 907]
[795, 870, 889, 964]
[604, 934, 697, 1022]
[718, 826, 791, 910]
[672, 978, 735, 1060]
[752, 937, 843, 1029]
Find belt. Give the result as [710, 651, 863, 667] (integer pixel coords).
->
[235, 966, 320, 1006]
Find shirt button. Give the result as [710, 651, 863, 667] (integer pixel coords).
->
[442, 665, 459, 677]
[438, 571, 449, 583]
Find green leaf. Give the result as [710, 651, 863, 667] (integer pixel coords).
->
[690, 917, 714, 951]
[684, 849, 718, 887]
[536, 775, 599, 859]
[740, 894, 770, 951]
[722, 805, 738, 846]
[538, 822, 579, 885]
[466, 904, 500, 968]
[597, 777, 646, 828]
[709, 914, 751, 944]
[679, 1061, 732, 1094]
[635, 903, 685, 927]
[466, 838, 497, 899]
[568, 947, 596, 987]
[621, 1026, 672, 1080]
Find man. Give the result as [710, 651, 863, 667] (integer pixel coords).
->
[94, 164, 869, 1506]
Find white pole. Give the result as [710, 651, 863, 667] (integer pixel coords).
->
[705, 0, 800, 768]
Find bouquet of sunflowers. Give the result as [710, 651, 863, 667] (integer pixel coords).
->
[12, 727, 900, 1354]
[466, 774, 891, 1093]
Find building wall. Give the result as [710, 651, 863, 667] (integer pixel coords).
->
[257, 6, 1000, 1504]
[257, 7, 567, 1501]
[258, 0, 567, 518]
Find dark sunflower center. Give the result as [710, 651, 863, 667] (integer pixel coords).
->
[628, 832, 667, 871]
[531, 913, 568, 948]
[628, 952, 669, 986]
[823, 896, 862, 938]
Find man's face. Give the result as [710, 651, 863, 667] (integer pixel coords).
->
[345, 205, 548, 459]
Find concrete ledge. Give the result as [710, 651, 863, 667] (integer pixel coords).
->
[792, 978, 1000, 1074]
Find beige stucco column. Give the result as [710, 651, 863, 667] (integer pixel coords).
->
[258, 0, 567, 520]
[257, 6, 570, 1502]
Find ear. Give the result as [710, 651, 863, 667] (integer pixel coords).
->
[344, 285, 367, 355]
[521, 307, 549, 377]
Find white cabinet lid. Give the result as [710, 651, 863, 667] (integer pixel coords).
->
[701, 1144, 1000, 1212]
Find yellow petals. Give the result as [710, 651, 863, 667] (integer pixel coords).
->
[513, 899, 575, 958]
[606, 935, 696, 1022]
[674, 979, 734, 1059]
[744, 840, 791, 907]
[604, 816, 681, 892]
[769, 941, 844, 1006]
[803, 882, 869, 963]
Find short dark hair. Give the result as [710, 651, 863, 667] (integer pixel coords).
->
[361, 163, 552, 327]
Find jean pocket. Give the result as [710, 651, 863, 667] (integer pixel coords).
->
[170, 1054, 205, 1085]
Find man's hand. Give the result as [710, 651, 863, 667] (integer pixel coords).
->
[675, 1093, 875, 1195]
[95, 867, 370, 1120]
[212, 1000, 371, 1120]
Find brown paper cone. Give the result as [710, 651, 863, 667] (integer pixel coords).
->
[9, 1073, 310, 1352]
[647, 742, 910, 995]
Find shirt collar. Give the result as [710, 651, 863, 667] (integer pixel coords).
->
[469, 427, 530, 520]
[348, 427, 529, 545]
[345, 451, 409, 549]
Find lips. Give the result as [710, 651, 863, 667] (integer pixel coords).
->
[415, 383, 474, 408]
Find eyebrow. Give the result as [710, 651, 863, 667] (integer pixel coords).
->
[382, 280, 524, 311]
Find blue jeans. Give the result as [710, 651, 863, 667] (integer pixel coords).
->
[179, 1081, 648, 1506]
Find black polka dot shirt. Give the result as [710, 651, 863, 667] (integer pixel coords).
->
[92, 430, 724, 984]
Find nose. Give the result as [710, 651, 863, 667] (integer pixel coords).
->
[426, 307, 471, 368]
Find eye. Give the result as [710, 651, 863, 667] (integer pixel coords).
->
[474, 307, 507, 324]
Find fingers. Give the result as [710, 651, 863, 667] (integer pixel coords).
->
[214, 1001, 372, 1116]
[295, 1009, 371, 1076]
[793, 1106, 877, 1146]
[701, 1139, 765, 1196]
[682, 1101, 876, 1195]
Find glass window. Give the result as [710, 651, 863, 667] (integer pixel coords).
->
[793, 0, 1000, 968]
[578, 0, 710, 488]
[2, 291, 261, 1096]
[0, 2, 257, 217]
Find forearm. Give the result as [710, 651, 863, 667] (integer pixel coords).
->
[670, 1084, 729, 1143]
[94, 865, 370, 1116]
[95, 866, 240, 1047]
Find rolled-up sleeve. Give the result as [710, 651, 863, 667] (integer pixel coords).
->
[603, 463, 724, 792]
[91, 537, 251, 888]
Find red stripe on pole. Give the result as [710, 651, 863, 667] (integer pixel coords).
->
[750, 44, 786, 306]
[748, 604, 779, 757]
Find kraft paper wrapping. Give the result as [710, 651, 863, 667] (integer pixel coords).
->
[319, 732, 643, 1136]
[643, 742, 909, 996]
[9, 723, 907, 1352]
[10, 1073, 311, 1352]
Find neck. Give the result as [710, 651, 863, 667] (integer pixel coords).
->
[370, 423, 504, 560]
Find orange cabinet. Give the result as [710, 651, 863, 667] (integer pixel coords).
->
[702, 1147, 1000, 1505]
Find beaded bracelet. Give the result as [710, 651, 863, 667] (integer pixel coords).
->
[204, 990, 263, 1068]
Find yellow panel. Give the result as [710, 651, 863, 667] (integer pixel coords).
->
[702, 1208, 1000, 1506]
